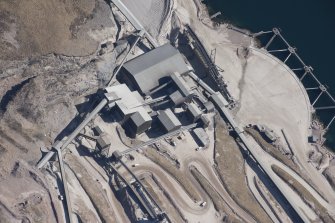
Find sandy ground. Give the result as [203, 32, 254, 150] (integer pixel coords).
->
[119, 0, 172, 41]
[0, 161, 60, 223]
[0, 0, 122, 221]
[174, 0, 335, 216]
[1, 0, 335, 222]
[0, 0, 113, 59]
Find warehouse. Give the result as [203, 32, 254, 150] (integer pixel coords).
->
[120, 43, 190, 95]
[158, 109, 182, 133]
[123, 111, 152, 137]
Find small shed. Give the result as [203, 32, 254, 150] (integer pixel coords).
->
[112, 150, 122, 160]
[186, 103, 202, 122]
[97, 134, 111, 157]
[203, 101, 215, 113]
[193, 128, 209, 148]
[158, 109, 182, 133]
[309, 134, 320, 143]
[169, 91, 185, 106]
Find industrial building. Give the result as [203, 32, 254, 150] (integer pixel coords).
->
[170, 72, 193, 98]
[186, 103, 202, 122]
[96, 134, 111, 157]
[200, 115, 210, 128]
[106, 44, 216, 140]
[105, 84, 152, 136]
[158, 109, 182, 133]
[124, 112, 152, 137]
[169, 90, 185, 106]
[203, 101, 215, 113]
[120, 43, 190, 95]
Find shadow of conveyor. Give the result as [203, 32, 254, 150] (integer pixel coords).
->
[241, 149, 303, 223]
[54, 93, 102, 143]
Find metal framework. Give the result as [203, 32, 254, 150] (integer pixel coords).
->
[258, 28, 335, 130]
[185, 25, 233, 103]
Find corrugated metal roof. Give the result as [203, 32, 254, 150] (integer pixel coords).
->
[210, 92, 229, 108]
[158, 109, 181, 132]
[170, 72, 192, 97]
[169, 90, 185, 106]
[193, 128, 209, 147]
[123, 44, 190, 94]
[105, 84, 152, 117]
[187, 103, 202, 118]
[130, 110, 152, 127]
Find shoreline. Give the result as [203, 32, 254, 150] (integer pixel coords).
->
[180, 0, 335, 193]
[1, 1, 335, 222]
[199, 0, 335, 155]
[201, 0, 335, 153]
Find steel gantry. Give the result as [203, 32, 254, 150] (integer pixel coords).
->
[257, 27, 335, 131]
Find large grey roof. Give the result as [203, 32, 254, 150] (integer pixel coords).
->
[123, 44, 190, 94]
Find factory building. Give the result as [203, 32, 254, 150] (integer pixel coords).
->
[166, 72, 195, 107]
[158, 109, 182, 133]
[105, 84, 152, 136]
[121, 43, 190, 95]
[170, 72, 192, 98]
[124, 111, 152, 138]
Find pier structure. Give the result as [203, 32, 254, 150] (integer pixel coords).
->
[258, 28, 335, 130]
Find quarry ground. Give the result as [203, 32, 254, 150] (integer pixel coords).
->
[1, 0, 335, 222]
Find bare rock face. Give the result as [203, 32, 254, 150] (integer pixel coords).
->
[0, 0, 116, 59]
[0, 161, 60, 223]
[0, 0, 118, 164]
[0, 0, 119, 221]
